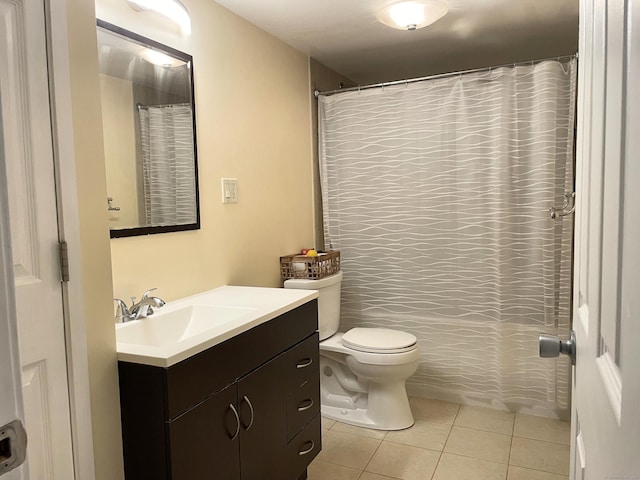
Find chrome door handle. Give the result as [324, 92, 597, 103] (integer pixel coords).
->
[228, 404, 240, 441]
[297, 398, 314, 412]
[296, 358, 313, 368]
[298, 440, 315, 456]
[539, 330, 576, 365]
[241, 396, 254, 431]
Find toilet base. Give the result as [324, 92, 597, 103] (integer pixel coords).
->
[319, 347, 418, 431]
[321, 402, 414, 431]
[320, 379, 415, 431]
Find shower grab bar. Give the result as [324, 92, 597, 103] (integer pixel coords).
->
[549, 192, 575, 219]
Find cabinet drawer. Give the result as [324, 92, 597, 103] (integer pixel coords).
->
[284, 334, 320, 441]
[285, 332, 320, 390]
[286, 376, 320, 441]
[286, 413, 322, 479]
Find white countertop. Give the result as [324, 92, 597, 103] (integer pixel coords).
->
[115, 286, 318, 367]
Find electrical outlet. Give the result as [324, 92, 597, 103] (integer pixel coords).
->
[221, 178, 238, 204]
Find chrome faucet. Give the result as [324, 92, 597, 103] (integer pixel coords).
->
[114, 288, 166, 322]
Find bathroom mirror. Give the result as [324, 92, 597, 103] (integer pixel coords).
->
[97, 20, 200, 238]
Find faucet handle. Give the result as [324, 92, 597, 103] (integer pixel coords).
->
[141, 288, 158, 300]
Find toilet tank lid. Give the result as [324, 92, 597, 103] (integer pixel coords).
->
[342, 328, 417, 353]
[283, 270, 343, 289]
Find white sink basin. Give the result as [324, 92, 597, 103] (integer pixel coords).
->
[115, 286, 319, 367]
[116, 304, 257, 348]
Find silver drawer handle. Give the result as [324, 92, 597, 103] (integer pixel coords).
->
[228, 404, 240, 441]
[296, 358, 313, 369]
[242, 396, 254, 431]
[298, 440, 315, 456]
[297, 399, 314, 412]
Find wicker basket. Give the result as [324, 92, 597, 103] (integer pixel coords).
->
[280, 250, 340, 280]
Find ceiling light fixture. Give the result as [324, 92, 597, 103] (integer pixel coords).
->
[377, 0, 448, 31]
[125, 0, 192, 35]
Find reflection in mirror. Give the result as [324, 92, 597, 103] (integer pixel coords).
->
[97, 20, 200, 238]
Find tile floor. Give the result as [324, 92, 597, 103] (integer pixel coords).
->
[308, 397, 570, 480]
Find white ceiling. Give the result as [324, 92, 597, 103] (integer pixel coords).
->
[214, 0, 579, 85]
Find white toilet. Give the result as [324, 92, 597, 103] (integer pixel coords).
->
[284, 271, 419, 430]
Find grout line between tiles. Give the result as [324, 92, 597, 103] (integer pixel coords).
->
[508, 464, 571, 477]
[437, 449, 510, 465]
[431, 450, 444, 480]
[381, 438, 447, 453]
[356, 470, 402, 480]
[448, 424, 513, 439]
[511, 433, 571, 445]
[431, 407, 460, 480]
[507, 428, 515, 479]
[360, 435, 385, 476]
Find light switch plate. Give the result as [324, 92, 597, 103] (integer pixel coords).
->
[221, 178, 238, 204]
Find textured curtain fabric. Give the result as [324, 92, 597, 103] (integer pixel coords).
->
[319, 59, 576, 413]
[138, 104, 196, 227]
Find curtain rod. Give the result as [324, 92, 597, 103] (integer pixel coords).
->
[314, 53, 578, 98]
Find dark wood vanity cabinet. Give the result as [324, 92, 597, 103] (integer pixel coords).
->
[168, 383, 240, 480]
[118, 300, 321, 480]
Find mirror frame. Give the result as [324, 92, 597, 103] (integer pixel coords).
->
[97, 19, 201, 239]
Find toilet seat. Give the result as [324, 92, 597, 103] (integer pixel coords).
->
[320, 331, 420, 366]
[342, 328, 417, 354]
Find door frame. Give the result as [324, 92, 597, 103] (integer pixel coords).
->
[42, 0, 95, 478]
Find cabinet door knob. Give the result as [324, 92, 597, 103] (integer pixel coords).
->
[297, 399, 314, 412]
[298, 440, 315, 456]
[228, 404, 240, 441]
[241, 396, 254, 431]
[296, 358, 313, 369]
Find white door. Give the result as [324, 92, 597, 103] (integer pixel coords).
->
[0, 107, 28, 480]
[0, 0, 75, 478]
[571, 0, 640, 477]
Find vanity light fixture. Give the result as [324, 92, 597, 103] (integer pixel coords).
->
[377, 0, 448, 31]
[125, 0, 192, 35]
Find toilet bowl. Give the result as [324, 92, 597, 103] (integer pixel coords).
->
[284, 271, 420, 430]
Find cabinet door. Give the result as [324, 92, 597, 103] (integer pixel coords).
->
[168, 383, 240, 480]
[238, 353, 289, 480]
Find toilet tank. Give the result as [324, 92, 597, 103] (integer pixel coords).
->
[284, 270, 343, 340]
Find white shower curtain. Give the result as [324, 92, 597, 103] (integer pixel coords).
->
[138, 103, 197, 227]
[319, 59, 576, 414]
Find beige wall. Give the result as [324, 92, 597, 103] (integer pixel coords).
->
[63, 0, 315, 476]
[309, 59, 356, 249]
[65, 0, 124, 478]
[96, 0, 315, 303]
[69, 0, 315, 476]
[100, 74, 140, 229]
[59, 1, 316, 479]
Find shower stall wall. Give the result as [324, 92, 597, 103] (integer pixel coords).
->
[318, 58, 577, 416]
